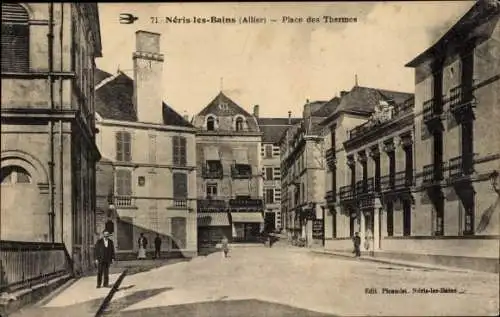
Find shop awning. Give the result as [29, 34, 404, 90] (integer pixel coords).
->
[233, 148, 249, 164]
[197, 212, 230, 227]
[204, 146, 220, 161]
[231, 212, 264, 223]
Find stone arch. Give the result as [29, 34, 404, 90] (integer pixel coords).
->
[1, 150, 49, 192]
[233, 114, 247, 132]
[205, 114, 218, 131]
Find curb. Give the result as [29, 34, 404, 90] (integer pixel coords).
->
[36, 276, 79, 307]
[94, 269, 128, 317]
[311, 250, 470, 273]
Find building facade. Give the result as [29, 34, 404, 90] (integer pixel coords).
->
[280, 100, 335, 246]
[192, 92, 264, 245]
[258, 109, 301, 232]
[94, 31, 198, 258]
[1, 3, 102, 273]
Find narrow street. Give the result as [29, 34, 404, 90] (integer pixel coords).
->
[100, 246, 499, 316]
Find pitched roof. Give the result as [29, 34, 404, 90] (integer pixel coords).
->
[334, 86, 413, 115]
[94, 69, 193, 127]
[94, 69, 113, 87]
[257, 117, 302, 143]
[406, 0, 500, 67]
[311, 97, 341, 117]
[95, 71, 137, 122]
[197, 92, 252, 117]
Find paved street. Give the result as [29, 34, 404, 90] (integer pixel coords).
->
[100, 246, 499, 316]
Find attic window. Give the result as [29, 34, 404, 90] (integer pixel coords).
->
[207, 116, 215, 131]
[235, 117, 244, 131]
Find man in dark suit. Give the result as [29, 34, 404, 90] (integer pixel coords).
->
[94, 230, 115, 288]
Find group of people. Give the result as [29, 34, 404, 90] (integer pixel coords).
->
[137, 233, 164, 260]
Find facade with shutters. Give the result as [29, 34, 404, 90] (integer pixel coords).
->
[94, 31, 198, 258]
[192, 92, 264, 245]
[1, 3, 102, 273]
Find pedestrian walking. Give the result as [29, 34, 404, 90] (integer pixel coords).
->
[94, 230, 115, 288]
[352, 232, 361, 257]
[221, 235, 229, 258]
[138, 233, 148, 260]
[154, 234, 162, 259]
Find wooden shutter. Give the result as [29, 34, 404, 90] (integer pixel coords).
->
[116, 170, 132, 195]
[116, 132, 123, 161]
[180, 137, 187, 166]
[1, 4, 29, 73]
[173, 173, 187, 198]
[123, 132, 131, 162]
[172, 136, 179, 165]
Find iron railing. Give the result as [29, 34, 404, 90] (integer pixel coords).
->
[423, 98, 439, 122]
[202, 166, 223, 179]
[229, 198, 264, 209]
[325, 190, 336, 204]
[0, 241, 72, 293]
[448, 153, 475, 179]
[339, 185, 355, 201]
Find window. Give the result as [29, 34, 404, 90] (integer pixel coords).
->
[206, 183, 217, 197]
[173, 173, 187, 198]
[265, 167, 273, 181]
[265, 188, 274, 204]
[116, 170, 132, 196]
[207, 117, 215, 131]
[265, 145, 273, 158]
[1, 166, 31, 184]
[235, 117, 244, 131]
[172, 136, 187, 166]
[1, 3, 29, 73]
[116, 131, 131, 162]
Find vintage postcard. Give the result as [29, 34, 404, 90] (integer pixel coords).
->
[1, 1, 499, 317]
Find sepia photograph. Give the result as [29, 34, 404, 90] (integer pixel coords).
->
[1, 1, 499, 316]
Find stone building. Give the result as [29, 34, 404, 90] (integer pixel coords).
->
[402, 0, 499, 270]
[1, 3, 102, 273]
[257, 108, 301, 232]
[320, 86, 413, 251]
[94, 31, 198, 258]
[192, 92, 264, 245]
[280, 100, 336, 246]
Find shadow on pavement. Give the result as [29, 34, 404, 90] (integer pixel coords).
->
[104, 299, 337, 317]
[10, 296, 106, 317]
[111, 258, 190, 276]
[102, 287, 173, 315]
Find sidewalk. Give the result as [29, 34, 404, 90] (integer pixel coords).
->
[8, 270, 127, 317]
[310, 248, 495, 275]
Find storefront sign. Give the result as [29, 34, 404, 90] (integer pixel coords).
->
[312, 219, 324, 240]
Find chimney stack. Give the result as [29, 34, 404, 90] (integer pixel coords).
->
[288, 111, 292, 124]
[253, 105, 259, 118]
[133, 30, 164, 124]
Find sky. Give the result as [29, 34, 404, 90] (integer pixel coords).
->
[96, 2, 475, 118]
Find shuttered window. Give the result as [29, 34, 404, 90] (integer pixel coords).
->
[173, 173, 187, 198]
[1, 3, 30, 72]
[116, 170, 132, 196]
[172, 136, 187, 166]
[116, 131, 132, 162]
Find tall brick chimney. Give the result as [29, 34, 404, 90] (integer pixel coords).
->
[288, 111, 292, 124]
[253, 105, 259, 118]
[133, 31, 164, 124]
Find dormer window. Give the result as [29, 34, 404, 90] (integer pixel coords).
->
[207, 116, 215, 131]
[235, 117, 244, 131]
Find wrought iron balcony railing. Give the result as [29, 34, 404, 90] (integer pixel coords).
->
[197, 199, 227, 210]
[339, 185, 355, 201]
[394, 171, 414, 189]
[423, 98, 441, 123]
[448, 153, 475, 179]
[229, 198, 264, 209]
[422, 162, 446, 185]
[325, 190, 336, 204]
[326, 148, 336, 168]
[355, 178, 374, 195]
[202, 166, 223, 179]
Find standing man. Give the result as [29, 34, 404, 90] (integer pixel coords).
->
[154, 234, 162, 259]
[94, 231, 115, 288]
[353, 232, 361, 257]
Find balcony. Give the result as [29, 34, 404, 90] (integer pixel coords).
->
[325, 190, 336, 204]
[171, 198, 193, 210]
[229, 198, 264, 209]
[198, 198, 227, 211]
[394, 171, 414, 189]
[449, 85, 475, 122]
[339, 185, 355, 201]
[380, 175, 391, 191]
[114, 195, 135, 208]
[231, 164, 252, 179]
[448, 153, 474, 180]
[422, 98, 441, 124]
[325, 148, 336, 169]
[202, 164, 223, 179]
[422, 163, 446, 185]
[355, 178, 374, 196]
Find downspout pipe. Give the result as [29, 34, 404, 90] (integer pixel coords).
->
[59, 3, 64, 243]
[48, 2, 55, 243]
